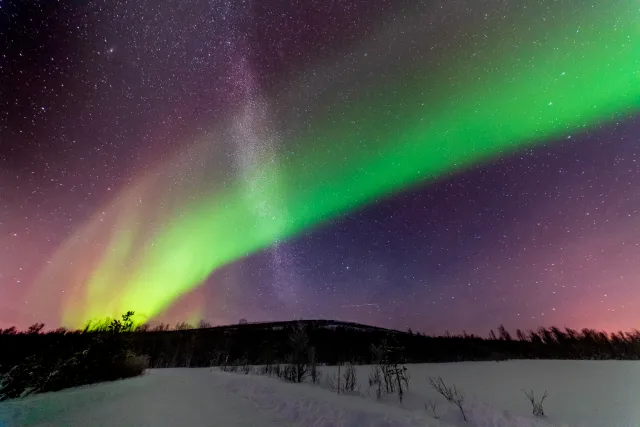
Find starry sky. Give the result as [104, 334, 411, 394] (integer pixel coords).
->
[1, 0, 639, 334]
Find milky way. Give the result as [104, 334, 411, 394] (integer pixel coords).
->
[1, 0, 639, 333]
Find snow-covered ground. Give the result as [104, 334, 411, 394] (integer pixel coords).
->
[1, 361, 639, 427]
[326, 360, 640, 427]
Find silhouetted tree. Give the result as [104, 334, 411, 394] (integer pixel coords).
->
[2, 327, 17, 336]
[174, 321, 192, 331]
[497, 324, 512, 341]
[288, 322, 310, 383]
[198, 320, 213, 329]
[27, 323, 45, 335]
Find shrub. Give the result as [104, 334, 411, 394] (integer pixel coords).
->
[342, 362, 358, 392]
[368, 365, 383, 399]
[428, 376, 467, 422]
[323, 370, 339, 392]
[523, 389, 548, 416]
[369, 340, 409, 402]
[118, 354, 149, 378]
[282, 358, 297, 382]
[0, 356, 45, 400]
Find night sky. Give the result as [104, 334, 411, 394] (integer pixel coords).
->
[1, 0, 639, 334]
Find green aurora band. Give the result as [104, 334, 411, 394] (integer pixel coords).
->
[34, 0, 638, 327]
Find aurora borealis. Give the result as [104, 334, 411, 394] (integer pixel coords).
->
[1, 0, 639, 333]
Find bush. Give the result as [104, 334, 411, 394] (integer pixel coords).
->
[428, 376, 467, 422]
[118, 354, 150, 379]
[368, 365, 384, 399]
[369, 340, 409, 402]
[0, 356, 44, 400]
[523, 389, 548, 416]
[342, 362, 358, 392]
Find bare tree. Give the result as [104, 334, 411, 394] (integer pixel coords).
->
[241, 357, 251, 375]
[368, 340, 409, 402]
[523, 389, 548, 416]
[428, 376, 467, 422]
[368, 365, 384, 399]
[342, 362, 358, 392]
[134, 323, 150, 332]
[392, 363, 409, 402]
[198, 319, 212, 329]
[288, 322, 310, 383]
[497, 324, 512, 341]
[26, 323, 45, 335]
[152, 323, 170, 332]
[323, 371, 339, 393]
[309, 347, 319, 384]
[174, 321, 192, 331]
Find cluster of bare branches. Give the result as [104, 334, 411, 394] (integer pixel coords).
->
[523, 389, 548, 416]
[368, 340, 410, 402]
[428, 376, 467, 422]
[342, 362, 358, 392]
[286, 322, 311, 383]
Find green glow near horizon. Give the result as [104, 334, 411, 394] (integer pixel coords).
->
[56, 0, 638, 327]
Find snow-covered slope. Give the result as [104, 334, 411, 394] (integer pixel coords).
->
[1, 361, 639, 427]
[0, 369, 440, 427]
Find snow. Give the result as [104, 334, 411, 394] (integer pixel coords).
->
[331, 360, 640, 427]
[1, 361, 639, 427]
[0, 370, 287, 427]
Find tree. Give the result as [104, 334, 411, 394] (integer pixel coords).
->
[429, 377, 467, 422]
[1, 327, 17, 335]
[174, 321, 192, 331]
[198, 319, 212, 329]
[152, 323, 170, 332]
[539, 327, 555, 345]
[26, 323, 45, 335]
[288, 322, 310, 383]
[497, 324, 512, 341]
[135, 324, 150, 332]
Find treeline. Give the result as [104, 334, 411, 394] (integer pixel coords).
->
[0, 312, 147, 400]
[2, 319, 640, 374]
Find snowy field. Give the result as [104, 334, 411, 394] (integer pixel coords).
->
[1, 361, 639, 427]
